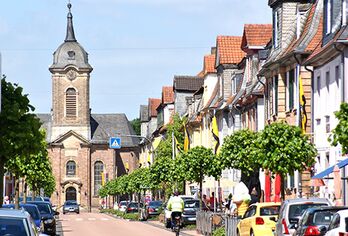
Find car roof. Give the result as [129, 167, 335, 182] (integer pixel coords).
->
[249, 202, 281, 207]
[305, 206, 348, 213]
[282, 198, 330, 204]
[337, 209, 348, 215]
[27, 201, 51, 205]
[0, 209, 30, 218]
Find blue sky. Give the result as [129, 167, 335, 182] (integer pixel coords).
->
[0, 0, 271, 120]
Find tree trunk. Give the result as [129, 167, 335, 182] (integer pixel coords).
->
[23, 181, 27, 204]
[14, 177, 19, 210]
[0, 158, 5, 208]
[32, 186, 36, 200]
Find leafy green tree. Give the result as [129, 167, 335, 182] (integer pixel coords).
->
[130, 118, 141, 136]
[330, 102, 348, 154]
[0, 77, 45, 207]
[257, 122, 317, 199]
[179, 146, 221, 200]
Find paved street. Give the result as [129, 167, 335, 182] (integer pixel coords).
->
[56, 212, 175, 236]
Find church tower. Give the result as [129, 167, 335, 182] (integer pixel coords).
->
[49, 3, 93, 141]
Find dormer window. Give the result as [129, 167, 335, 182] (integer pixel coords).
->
[273, 9, 280, 48]
[66, 88, 77, 117]
[324, 0, 333, 35]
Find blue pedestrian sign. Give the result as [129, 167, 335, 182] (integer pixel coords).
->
[109, 137, 121, 149]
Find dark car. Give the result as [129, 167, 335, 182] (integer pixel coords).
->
[19, 196, 45, 202]
[145, 200, 163, 218]
[28, 201, 58, 236]
[126, 202, 143, 213]
[2, 204, 43, 231]
[182, 199, 202, 225]
[295, 206, 348, 236]
[63, 200, 79, 214]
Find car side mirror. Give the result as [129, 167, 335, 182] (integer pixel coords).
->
[270, 217, 277, 222]
[318, 226, 327, 233]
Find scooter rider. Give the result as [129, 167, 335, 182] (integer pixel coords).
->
[167, 191, 184, 227]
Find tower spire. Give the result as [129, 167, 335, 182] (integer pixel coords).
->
[65, 2, 77, 42]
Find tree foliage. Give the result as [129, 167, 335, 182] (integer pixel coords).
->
[257, 122, 317, 176]
[330, 102, 348, 154]
[219, 129, 260, 175]
[130, 118, 141, 136]
[0, 77, 55, 206]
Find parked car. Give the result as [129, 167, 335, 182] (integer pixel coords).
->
[275, 198, 331, 236]
[0, 209, 47, 236]
[145, 200, 163, 219]
[182, 199, 201, 225]
[118, 201, 129, 212]
[2, 203, 43, 231]
[324, 209, 348, 236]
[126, 202, 143, 213]
[43, 197, 51, 203]
[295, 206, 348, 236]
[28, 201, 58, 236]
[19, 196, 45, 202]
[63, 200, 80, 214]
[164, 195, 196, 228]
[236, 202, 281, 236]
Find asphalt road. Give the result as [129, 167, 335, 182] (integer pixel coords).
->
[56, 212, 175, 236]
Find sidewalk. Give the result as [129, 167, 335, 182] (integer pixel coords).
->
[145, 220, 202, 236]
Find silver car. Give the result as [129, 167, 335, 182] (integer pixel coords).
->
[0, 209, 48, 236]
[275, 198, 331, 236]
[63, 200, 80, 214]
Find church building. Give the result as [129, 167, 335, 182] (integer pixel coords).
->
[37, 3, 139, 211]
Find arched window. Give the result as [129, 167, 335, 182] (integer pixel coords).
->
[66, 88, 77, 117]
[66, 161, 76, 177]
[94, 161, 104, 196]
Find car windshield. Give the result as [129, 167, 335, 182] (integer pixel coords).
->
[65, 201, 77, 206]
[120, 202, 128, 206]
[311, 210, 336, 226]
[184, 200, 199, 208]
[0, 218, 29, 236]
[260, 206, 280, 216]
[35, 203, 52, 214]
[289, 204, 327, 219]
[129, 202, 143, 208]
[22, 206, 40, 220]
[149, 201, 162, 207]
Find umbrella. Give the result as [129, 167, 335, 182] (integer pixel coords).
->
[333, 165, 342, 206]
[311, 178, 325, 187]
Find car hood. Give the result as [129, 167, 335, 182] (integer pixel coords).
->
[41, 214, 54, 220]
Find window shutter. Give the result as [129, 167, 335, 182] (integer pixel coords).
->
[66, 88, 77, 117]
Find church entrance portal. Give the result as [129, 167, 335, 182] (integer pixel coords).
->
[66, 187, 77, 201]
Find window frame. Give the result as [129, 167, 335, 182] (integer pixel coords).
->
[65, 88, 77, 118]
[94, 161, 104, 196]
[66, 160, 76, 177]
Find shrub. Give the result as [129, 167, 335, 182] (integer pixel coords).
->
[212, 227, 225, 236]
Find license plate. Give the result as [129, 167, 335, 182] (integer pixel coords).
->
[188, 217, 196, 221]
[69, 209, 75, 211]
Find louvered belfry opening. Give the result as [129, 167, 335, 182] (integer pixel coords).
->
[66, 88, 77, 117]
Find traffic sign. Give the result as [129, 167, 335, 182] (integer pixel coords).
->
[109, 137, 121, 149]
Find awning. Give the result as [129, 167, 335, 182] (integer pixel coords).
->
[312, 158, 348, 179]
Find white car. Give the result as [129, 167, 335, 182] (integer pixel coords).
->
[325, 209, 348, 236]
[118, 201, 129, 212]
[164, 195, 194, 228]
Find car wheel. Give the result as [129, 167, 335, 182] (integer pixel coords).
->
[77, 211, 79, 214]
[250, 229, 255, 236]
[63, 211, 66, 214]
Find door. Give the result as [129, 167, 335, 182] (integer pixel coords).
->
[66, 187, 77, 201]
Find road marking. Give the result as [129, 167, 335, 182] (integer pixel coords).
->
[88, 218, 96, 221]
[100, 218, 109, 221]
[75, 218, 83, 221]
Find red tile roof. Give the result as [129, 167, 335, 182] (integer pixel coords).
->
[148, 98, 161, 117]
[216, 36, 245, 65]
[241, 24, 272, 48]
[203, 54, 216, 75]
[162, 86, 174, 104]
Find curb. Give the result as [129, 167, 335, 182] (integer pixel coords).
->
[143, 221, 199, 236]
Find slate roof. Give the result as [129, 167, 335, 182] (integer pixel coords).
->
[148, 98, 161, 117]
[162, 86, 174, 104]
[36, 113, 139, 147]
[203, 55, 216, 75]
[173, 76, 203, 92]
[241, 24, 272, 48]
[139, 105, 149, 122]
[216, 36, 245, 65]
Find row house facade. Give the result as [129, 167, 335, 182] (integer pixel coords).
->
[139, 0, 348, 203]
